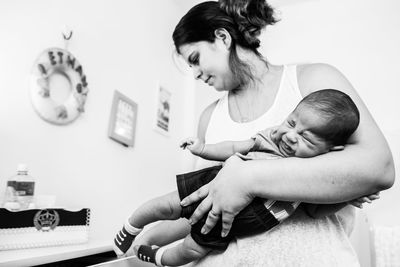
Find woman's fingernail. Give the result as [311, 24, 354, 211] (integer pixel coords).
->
[221, 231, 227, 237]
[201, 228, 206, 234]
[180, 200, 187, 206]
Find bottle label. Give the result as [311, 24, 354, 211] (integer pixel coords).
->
[6, 181, 17, 189]
[16, 182, 35, 196]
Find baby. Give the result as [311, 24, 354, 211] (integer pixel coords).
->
[113, 89, 363, 266]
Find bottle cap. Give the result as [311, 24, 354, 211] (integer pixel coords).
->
[17, 164, 28, 172]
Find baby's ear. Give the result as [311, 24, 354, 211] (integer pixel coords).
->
[330, 145, 345, 151]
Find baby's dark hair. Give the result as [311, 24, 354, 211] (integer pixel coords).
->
[297, 89, 360, 146]
[172, 0, 278, 86]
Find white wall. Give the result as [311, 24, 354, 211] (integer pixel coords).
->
[0, 0, 196, 240]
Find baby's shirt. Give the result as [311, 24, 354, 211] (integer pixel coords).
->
[236, 126, 283, 160]
[235, 127, 300, 222]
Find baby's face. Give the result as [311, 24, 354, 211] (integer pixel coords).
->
[272, 105, 332, 158]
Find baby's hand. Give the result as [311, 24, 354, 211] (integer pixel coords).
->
[348, 192, 380, 208]
[180, 137, 204, 156]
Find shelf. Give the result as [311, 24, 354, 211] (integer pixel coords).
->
[0, 239, 112, 267]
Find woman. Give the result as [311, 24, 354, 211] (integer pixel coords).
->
[135, 0, 394, 266]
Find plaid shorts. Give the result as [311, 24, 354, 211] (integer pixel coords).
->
[176, 165, 279, 250]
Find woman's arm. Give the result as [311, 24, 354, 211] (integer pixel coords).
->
[249, 63, 394, 202]
[182, 63, 395, 236]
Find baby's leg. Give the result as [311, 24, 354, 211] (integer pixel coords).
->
[136, 234, 211, 266]
[113, 191, 182, 256]
[134, 218, 191, 248]
[129, 191, 182, 227]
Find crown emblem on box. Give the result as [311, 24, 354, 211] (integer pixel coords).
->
[33, 209, 60, 231]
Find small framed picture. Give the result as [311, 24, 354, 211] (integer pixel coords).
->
[154, 86, 171, 136]
[108, 90, 138, 147]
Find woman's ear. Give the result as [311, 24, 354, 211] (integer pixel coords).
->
[214, 28, 232, 49]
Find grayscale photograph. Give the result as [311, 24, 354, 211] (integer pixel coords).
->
[0, 0, 399, 266]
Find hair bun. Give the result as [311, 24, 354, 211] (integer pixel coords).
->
[219, 0, 277, 48]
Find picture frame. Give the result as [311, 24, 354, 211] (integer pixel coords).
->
[108, 90, 138, 147]
[154, 85, 171, 136]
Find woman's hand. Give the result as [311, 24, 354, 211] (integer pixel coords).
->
[180, 155, 254, 237]
[348, 192, 380, 208]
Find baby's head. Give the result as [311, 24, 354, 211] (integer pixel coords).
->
[272, 89, 360, 157]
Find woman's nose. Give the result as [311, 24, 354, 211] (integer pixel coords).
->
[192, 67, 202, 80]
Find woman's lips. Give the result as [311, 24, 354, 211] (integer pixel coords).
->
[205, 76, 212, 85]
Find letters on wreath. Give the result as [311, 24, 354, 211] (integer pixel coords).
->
[30, 47, 89, 125]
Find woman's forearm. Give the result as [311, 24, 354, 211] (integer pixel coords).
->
[274, 63, 396, 203]
[247, 143, 394, 203]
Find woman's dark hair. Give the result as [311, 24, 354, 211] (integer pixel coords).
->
[172, 0, 277, 86]
[297, 89, 360, 146]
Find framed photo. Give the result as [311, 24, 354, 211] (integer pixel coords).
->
[108, 90, 138, 147]
[154, 86, 171, 135]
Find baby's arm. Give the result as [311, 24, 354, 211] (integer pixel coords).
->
[304, 192, 380, 218]
[181, 137, 254, 161]
[348, 192, 380, 208]
[304, 203, 348, 219]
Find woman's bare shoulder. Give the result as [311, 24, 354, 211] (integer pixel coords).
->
[297, 63, 342, 77]
[296, 63, 353, 96]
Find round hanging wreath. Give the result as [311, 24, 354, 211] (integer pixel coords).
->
[30, 47, 89, 125]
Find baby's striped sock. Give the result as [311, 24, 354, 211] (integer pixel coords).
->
[137, 245, 166, 266]
[113, 220, 142, 256]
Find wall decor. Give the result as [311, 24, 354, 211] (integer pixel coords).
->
[108, 90, 138, 147]
[154, 85, 171, 136]
[30, 47, 89, 125]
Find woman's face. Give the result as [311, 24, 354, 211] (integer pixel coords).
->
[179, 40, 238, 91]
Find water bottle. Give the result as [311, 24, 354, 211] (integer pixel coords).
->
[3, 174, 20, 211]
[14, 164, 36, 210]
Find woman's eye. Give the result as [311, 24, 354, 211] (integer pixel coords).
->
[287, 120, 295, 127]
[189, 54, 199, 65]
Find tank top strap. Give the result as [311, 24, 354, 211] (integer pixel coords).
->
[266, 64, 303, 120]
[282, 64, 302, 100]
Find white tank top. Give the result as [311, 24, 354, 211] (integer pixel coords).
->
[189, 65, 360, 267]
[205, 65, 302, 144]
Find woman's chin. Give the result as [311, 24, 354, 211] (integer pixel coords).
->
[213, 85, 225, 91]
